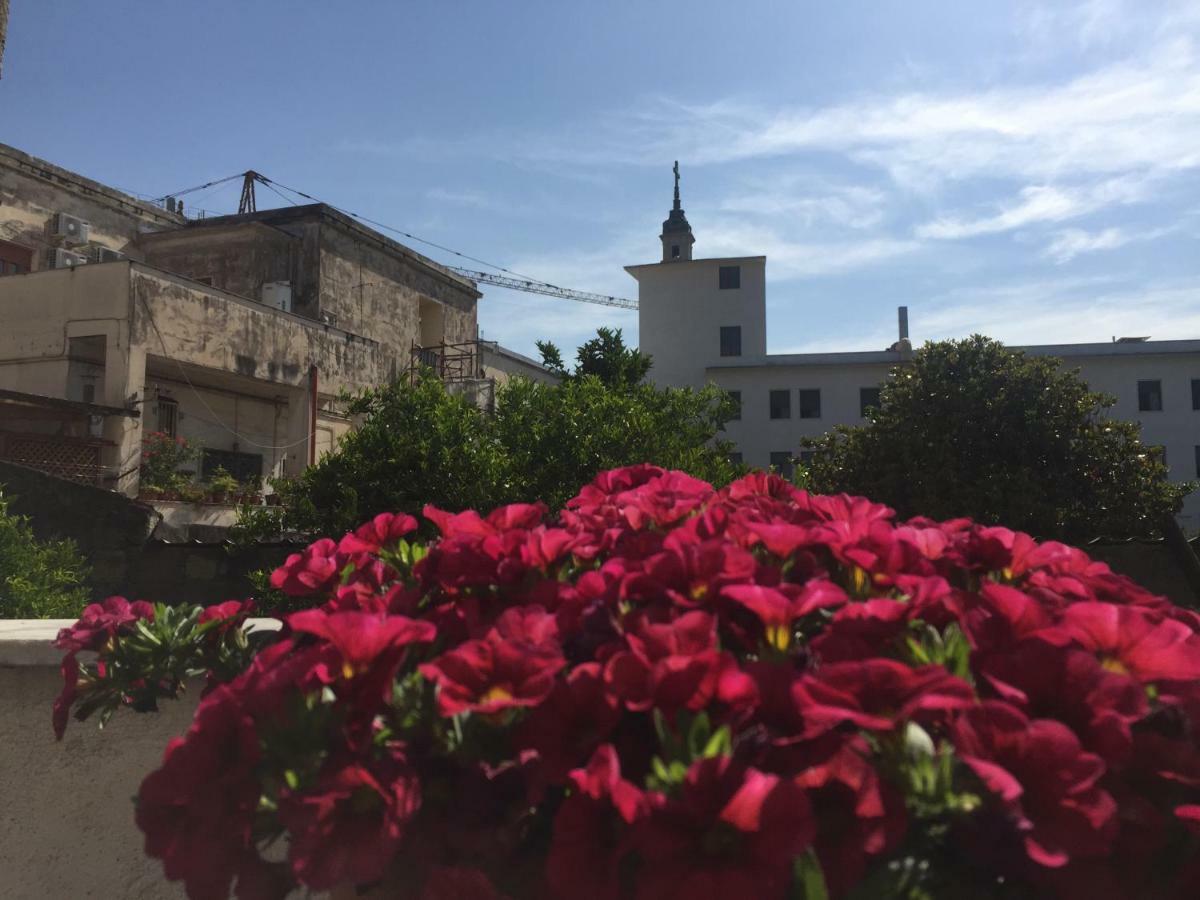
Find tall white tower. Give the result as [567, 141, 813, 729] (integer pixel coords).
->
[628, 162, 767, 389]
[660, 161, 695, 262]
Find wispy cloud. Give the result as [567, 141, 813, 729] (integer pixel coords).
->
[1041, 224, 1177, 262]
[915, 175, 1149, 240]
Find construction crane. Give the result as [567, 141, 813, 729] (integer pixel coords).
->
[443, 267, 637, 310]
[156, 170, 640, 311]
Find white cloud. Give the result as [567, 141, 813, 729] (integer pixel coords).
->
[719, 178, 888, 230]
[915, 175, 1149, 240]
[1040, 224, 1178, 262]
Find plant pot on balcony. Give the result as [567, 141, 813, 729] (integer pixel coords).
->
[210, 490, 229, 504]
[139, 486, 164, 501]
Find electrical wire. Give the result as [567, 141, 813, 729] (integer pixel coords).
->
[260, 176, 566, 287]
[153, 172, 245, 203]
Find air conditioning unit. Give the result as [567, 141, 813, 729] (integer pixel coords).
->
[52, 213, 91, 245]
[94, 246, 124, 263]
[48, 248, 88, 269]
[262, 281, 293, 313]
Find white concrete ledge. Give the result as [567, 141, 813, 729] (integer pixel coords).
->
[0, 617, 282, 667]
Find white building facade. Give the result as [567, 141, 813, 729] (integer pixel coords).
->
[628, 169, 1200, 532]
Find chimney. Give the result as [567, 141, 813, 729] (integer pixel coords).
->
[898, 306, 909, 342]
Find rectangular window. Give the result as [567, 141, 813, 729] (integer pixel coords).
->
[726, 390, 742, 420]
[859, 386, 882, 418]
[81, 383, 96, 404]
[0, 239, 33, 276]
[157, 397, 178, 438]
[769, 389, 791, 419]
[670, 244, 681, 259]
[720, 326, 742, 357]
[799, 388, 822, 419]
[1193, 379, 1200, 411]
[769, 451, 794, 479]
[1138, 379, 1163, 412]
[719, 265, 741, 290]
[1196, 446, 1200, 479]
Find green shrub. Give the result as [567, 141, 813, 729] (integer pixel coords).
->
[0, 488, 90, 618]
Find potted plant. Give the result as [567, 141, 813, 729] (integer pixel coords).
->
[178, 481, 206, 504]
[208, 468, 239, 504]
[140, 432, 199, 498]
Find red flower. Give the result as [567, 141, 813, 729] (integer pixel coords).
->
[279, 757, 421, 891]
[547, 745, 650, 900]
[270, 538, 343, 597]
[1052, 602, 1200, 682]
[52, 652, 80, 740]
[722, 580, 847, 651]
[338, 511, 418, 555]
[420, 635, 565, 716]
[136, 688, 262, 900]
[604, 610, 722, 713]
[198, 599, 254, 635]
[288, 609, 435, 684]
[951, 701, 1117, 868]
[54, 595, 155, 652]
[794, 658, 975, 738]
[630, 756, 815, 900]
[516, 663, 621, 787]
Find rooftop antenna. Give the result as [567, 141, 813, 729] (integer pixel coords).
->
[238, 171, 259, 214]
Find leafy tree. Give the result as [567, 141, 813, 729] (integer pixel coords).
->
[803, 335, 1193, 541]
[491, 375, 742, 510]
[537, 327, 652, 388]
[535, 339, 567, 377]
[241, 360, 743, 540]
[0, 488, 90, 618]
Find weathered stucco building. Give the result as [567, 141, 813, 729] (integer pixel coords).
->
[0, 143, 549, 500]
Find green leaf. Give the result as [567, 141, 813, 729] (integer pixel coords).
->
[793, 849, 829, 900]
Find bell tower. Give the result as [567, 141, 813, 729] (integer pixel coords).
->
[660, 161, 695, 262]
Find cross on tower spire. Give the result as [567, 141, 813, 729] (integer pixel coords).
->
[661, 161, 694, 262]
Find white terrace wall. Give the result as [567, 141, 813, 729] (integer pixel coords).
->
[0, 620, 299, 900]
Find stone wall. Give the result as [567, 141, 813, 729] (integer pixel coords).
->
[0, 460, 158, 598]
[0, 142, 182, 263]
[0, 460, 293, 604]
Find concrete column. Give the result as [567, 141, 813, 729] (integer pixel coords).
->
[280, 383, 311, 478]
[99, 330, 145, 496]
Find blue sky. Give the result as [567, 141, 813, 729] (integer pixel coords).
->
[3, 1, 1199, 357]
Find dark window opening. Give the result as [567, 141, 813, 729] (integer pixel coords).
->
[671, 244, 680, 259]
[1138, 380, 1163, 412]
[769, 389, 791, 419]
[157, 397, 178, 437]
[727, 390, 742, 420]
[81, 383, 96, 404]
[799, 389, 822, 419]
[1192, 379, 1200, 411]
[0, 239, 33, 276]
[201, 448, 264, 484]
[769, 451, 794, 479]
[720, 326, 742, 357]
[859, 386, 882, 418]
[1195, 446, 1200, 479]
[719, 265, 741, 290]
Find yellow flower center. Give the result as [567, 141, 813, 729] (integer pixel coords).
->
[481, 684, 514, 705]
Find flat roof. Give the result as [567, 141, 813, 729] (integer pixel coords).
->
[0, 142, 185, 228]
[705, 338, 1200, 372]
[626, 255, 767, 275]
[181, 204, 481, 297]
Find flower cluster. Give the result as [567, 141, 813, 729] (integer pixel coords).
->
[57, 467, 1200, 898]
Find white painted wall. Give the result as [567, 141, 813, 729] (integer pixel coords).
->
[629, 245, 1199, 532]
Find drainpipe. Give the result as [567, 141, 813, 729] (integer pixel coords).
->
[308, 364, 319, 467]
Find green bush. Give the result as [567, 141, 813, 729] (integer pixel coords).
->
[237, 356, 743, 541]
[0, 489, 90, 619]
[804, 336, 1194, 542]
